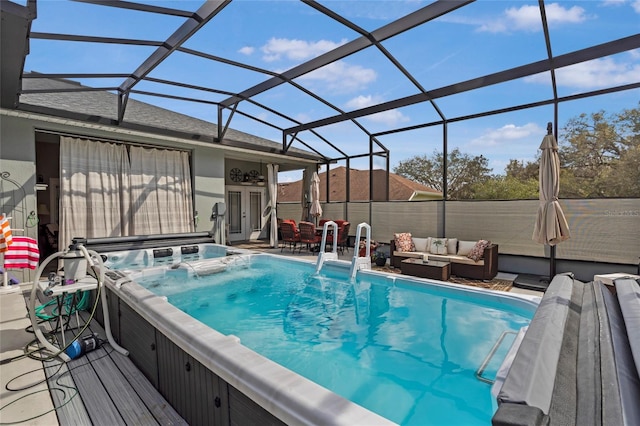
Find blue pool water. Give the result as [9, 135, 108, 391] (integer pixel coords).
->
[135, 255, 533, 425]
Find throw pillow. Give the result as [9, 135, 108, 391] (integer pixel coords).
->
[430, 238, 448, 255]
[457, 240, 477, 256]
[446, 238, 458, 255]
[394, 232, 415, 252]
[412, 237, 430, 252]
[426, 236, 438, 253]
[467, 240, 490, 261]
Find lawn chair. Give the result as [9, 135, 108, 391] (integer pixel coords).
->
[280, 221, 300, 252]
[326, 221, 350, 254]
[298, 221, 322, 253]
[337, 222, 350, 253]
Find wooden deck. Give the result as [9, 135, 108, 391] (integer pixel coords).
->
[27, 294, 187, 426]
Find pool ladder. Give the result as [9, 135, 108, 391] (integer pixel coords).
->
[315, 222, 373, 279]
[316, 221, 339, 273]
[350, 223, 372, 280]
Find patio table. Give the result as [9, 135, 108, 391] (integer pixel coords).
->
[400, 258, 451, 281]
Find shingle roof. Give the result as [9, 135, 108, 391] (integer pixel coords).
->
[278, 166, 441, 202]
[19, 75, 321, 160]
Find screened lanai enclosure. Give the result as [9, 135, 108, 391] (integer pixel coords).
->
[2, 2, 640, 426]
[3, 0, 639, 185]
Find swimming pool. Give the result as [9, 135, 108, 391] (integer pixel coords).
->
[99, 243, 539, 425]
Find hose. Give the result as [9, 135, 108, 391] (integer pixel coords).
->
[27, 243, 127, 362]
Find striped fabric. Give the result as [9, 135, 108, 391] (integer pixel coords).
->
[4, 236, 39, 270]
[0, 214, 13, 252]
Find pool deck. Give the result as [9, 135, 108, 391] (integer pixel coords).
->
[0, 241, 541, 425]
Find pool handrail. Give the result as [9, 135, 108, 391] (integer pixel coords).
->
[350, 222, 372, 280]
[316, 220, 339, 273]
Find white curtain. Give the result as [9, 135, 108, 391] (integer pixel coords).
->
[60, 137, 130, 250]
[267, 163, 279, 247]
[129, 146, 194, 235]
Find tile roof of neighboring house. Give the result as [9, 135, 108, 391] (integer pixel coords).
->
[18, 75, 320, 160]
[278, 166, 441, 202]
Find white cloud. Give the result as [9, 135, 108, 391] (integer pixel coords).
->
[260, 37, 346, 62]
[299, 61, 377, 93]
[256, 37, 375, 94]
[544, 3, 590, 24]
[344, 95, 409, 125]
[294, 112, 312, 123]
[238, 46, 255, 56]
[367, 109, 410, 126]
[467, 123, 542, 148]
[345, 95, 377, 109]
[478, 3, 588, 33]
[601, 0, 640, 10]
[525, 56, 640, 89]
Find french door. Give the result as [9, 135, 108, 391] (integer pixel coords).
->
[226, 186, 266, 242]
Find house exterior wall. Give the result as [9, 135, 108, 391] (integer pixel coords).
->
[192, 147, 225, 233]
[1, 114, 40, 284]
[1, 115, 38, 250]
[0, 111, 229, 251]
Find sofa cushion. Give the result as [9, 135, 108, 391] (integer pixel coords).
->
[412, 237, 430, 252]
[457, 240, 477, 256]
[430, 238, 448, 254]
[428, 254, 484, 266]
[393, 251, 423, 260]
[394, 233, 415, 252]
[446, 238, 458, 255]
[467, 240, 490, 261]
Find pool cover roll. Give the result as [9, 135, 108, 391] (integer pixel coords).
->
[494, 275, 640, 426]
[495, 274, 575, 415]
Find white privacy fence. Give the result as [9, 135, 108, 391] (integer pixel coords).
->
[277, 198, 640, 265]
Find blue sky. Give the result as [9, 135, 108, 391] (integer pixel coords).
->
[23, 1, 640, 182]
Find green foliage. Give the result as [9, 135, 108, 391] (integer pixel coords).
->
[393, 103, 639, 200]
[393, 148, 491, 200]
[471, 175, 539, 200]
[559, 103, 640, 198]
[505, 159, 538, 181]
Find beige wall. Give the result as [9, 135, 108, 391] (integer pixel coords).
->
[0, 111, 228, 264]
[0, 114, 39, 239]
[277, 198, 640, 265]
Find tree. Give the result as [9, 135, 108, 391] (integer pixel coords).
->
[472, 175, 539, 200]
[393, 148, 492, 200]
[505, 159, 538, 181]
[559, 103, 640, 197]
[393, 103, 639, 200]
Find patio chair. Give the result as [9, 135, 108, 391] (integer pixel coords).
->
[337, 222, 350, 253]
[280, 221, 300, 252]
[325, 221, 350, 253]
[298, 221, 322, 253]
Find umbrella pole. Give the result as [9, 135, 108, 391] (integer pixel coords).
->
[550, 245, 556, 279]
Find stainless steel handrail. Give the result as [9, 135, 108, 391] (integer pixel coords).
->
[476, 330, 517, 384]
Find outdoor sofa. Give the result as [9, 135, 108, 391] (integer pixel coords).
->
[390, 233, 499, 280]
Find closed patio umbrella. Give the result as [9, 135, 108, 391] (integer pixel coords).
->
[267, 163, 279, 247]
[532, 122, 571, 278]
[301, 169, 310, 222]
[309, 171, 322, 222]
